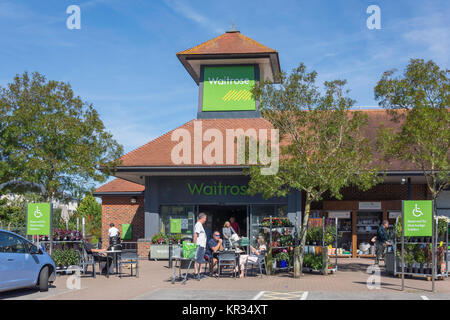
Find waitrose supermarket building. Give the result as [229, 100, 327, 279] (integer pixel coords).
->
[93, 29, 450, 258]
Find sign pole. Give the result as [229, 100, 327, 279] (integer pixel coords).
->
[49, 204, 53, 256]
[401, 201, 405, 291]
[335, 217, 338, 271]
[432, 201, 436, 292]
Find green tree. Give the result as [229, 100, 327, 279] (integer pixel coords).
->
[247, 63, 380, 277]
[375, 59, 450, 207]
[75, 194, 102, 238]
[0, 71, 123, 201]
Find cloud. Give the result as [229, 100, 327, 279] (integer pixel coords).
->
[403, 27, 449, 65]
[163, 0, 225, 34]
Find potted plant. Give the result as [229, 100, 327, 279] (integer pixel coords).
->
[275, 250, 290, 268]
[437, 216, 449, 242]
[415, 247, 426, 274]
[404, 245, 415, 273]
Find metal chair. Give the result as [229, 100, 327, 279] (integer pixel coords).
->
[78, 246, 96, 278]
[118, 251, 139, 278]
[217, 252, 237, 279]
[244, 251, 267, 278]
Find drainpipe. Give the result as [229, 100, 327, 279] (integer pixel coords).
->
[407, 177, 411, 200]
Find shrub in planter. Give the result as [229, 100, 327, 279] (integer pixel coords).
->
[151, 232, 168, 245]
[51, 249, 79, 268]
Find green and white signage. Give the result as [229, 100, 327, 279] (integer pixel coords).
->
[403, 200, 432, 237]
[27, 203, 51, 236]
[202, 65, 256, 111]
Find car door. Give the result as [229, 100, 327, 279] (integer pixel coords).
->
[23, 240, 43, 285]
[0, 232, 28, 290]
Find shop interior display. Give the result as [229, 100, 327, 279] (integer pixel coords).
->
[336, 218, 352, 255]
[356, 211, 382, 256]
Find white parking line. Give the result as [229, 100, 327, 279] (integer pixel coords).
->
[421, 295, 429, 300]
[252, 291, 265, 300]
[300, 291, 309, 300]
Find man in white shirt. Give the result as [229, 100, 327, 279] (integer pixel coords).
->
[193, 213, 207, 280]
[108, 223, 120, 245]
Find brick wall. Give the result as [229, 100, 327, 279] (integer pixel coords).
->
[101, 196, 145, 248]
[137, 241, 151, 259]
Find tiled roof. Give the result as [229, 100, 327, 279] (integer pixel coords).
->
[177, 31, 277, 55]
[94, 178, 144, 193]
[118, 117, 274, 167]
[97, 109, 422, 193]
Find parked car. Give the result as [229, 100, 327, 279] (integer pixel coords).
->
[0, 229, 56, 293]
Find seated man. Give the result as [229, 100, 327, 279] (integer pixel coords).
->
[84, 242, 112, 275]
[205, 231, 224, 276]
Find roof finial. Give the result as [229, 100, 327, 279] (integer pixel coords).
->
[227, 21, 239, 33]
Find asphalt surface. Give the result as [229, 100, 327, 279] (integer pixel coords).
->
[2, 286, 450, 300]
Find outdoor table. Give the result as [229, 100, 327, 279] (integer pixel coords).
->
[213, 250, 243, 275]
[105, 250, 122, 277]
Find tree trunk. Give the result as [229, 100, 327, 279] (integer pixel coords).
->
[266, 247, 273, 275]
[293, 245, 301, 277]
[295, 194, 312, 278]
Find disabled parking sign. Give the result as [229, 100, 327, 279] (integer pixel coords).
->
[27, 203, 51, 236]
[403, 200, 432, 237]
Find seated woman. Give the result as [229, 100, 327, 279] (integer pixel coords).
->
[236, 236, 267, 278]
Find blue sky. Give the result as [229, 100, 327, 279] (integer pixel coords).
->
[0, 0, 448, 186]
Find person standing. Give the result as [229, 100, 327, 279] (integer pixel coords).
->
[229, 217, 240, 236]
[374, 220, 391, 265]
[222, 221, 236, 249]
[193, 213, 207, 280]
[108, 223, 120, 245]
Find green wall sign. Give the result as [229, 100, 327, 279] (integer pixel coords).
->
[122, 223, 132, 240]
[403, 200, 433, 237]
[170, 218, 181, 234]
[27, 203, 51, 236]
[202, 65, 256, 111]
[187, 182, 248, 196]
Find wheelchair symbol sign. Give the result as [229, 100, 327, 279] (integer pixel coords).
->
[412, 204, 423, 217]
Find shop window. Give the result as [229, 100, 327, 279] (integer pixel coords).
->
[160, 206, 195, 239]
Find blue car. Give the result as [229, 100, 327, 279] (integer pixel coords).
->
[0, 229, 56, 292]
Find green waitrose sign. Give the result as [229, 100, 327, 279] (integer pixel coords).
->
[202, 65, 256, 111]
[403, 200, 432, 237]
[27, 203, 51, 236]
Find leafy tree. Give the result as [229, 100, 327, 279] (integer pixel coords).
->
[75, 194, 102, 238]
[247, 63, 380, 277]
[0, 191, 43, 229]
[375, 59, 450, 207]
[0, 72, 123, 201]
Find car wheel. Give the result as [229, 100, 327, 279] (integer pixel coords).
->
[39, 266, 49, 292]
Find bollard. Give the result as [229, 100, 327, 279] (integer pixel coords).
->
[168, 239, 173, 268]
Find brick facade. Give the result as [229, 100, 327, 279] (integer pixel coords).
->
[101, 196, 145, 249]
